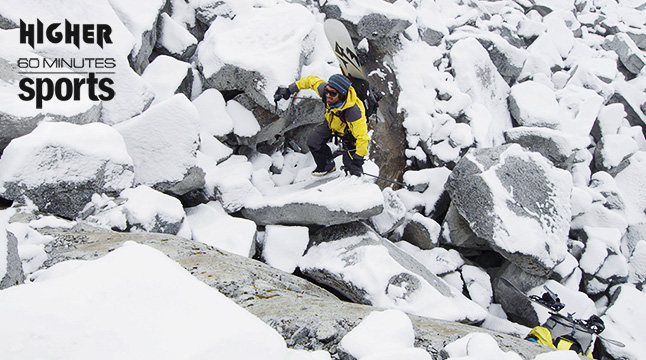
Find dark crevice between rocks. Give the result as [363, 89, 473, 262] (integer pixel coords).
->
[0, 196, 11, 210]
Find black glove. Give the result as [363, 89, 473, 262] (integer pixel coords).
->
[347, 153, 364, 176]
[587, 315, 605, 334]
[274, 87, 291, 102]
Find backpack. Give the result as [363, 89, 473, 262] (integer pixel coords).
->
[348, 76, 382, 120]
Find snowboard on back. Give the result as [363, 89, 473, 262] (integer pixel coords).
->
[323, 19, 383, 120]
[323, 19, 366, 80]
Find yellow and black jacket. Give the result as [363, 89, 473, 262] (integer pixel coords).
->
[290, 75, 370, 157]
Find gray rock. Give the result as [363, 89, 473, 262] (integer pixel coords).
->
[621, 223, 646, 257]
[0, 229, 24, 289]
[357, 13, 411, 41]
[449, 28, 527, 84]
[242, 180, 384, 226]
[301, 222, 487, 324]
[420, 27, 445, 47]
[402, 212, 441, 250]
[195, 0, 234, 25]
[441, 203, 491, 250]
[602, 33, 646, 75]
[446, 144, 572, 276]
[504, 127, 585, 169]
[627, 30, 646, 51]
[493, 262, 546, 327]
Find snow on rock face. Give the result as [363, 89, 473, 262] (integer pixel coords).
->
[508, 81, 561, 129]
[504, 126, 590, 169]
[578, 227, 628, 295]
[186, 202, 257, 258]
[0, 242, 290, 360]
[299, 222, 487, 324]
[114, 94, 204, 197]
[611, 152, 646, 225]
[446, 144, 572, 276]
[449, 37, 512, 147]
[155, 12, 198, 61]
[0, 122, 134, 219]
[338, 309, 416, 359]
[141, 55, 193, 105]
[197, 3, 316, 109]
[601, 285, 646, 360]
[120, 185, 188, 235]
[261, 225, 309, 274]
[107, 0, 166, 73]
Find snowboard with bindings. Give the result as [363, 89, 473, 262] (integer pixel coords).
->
[499, 278, 625, 348]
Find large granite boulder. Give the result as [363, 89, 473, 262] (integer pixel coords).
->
[0, 122, 134, 219]
[445, 144, 572, 276]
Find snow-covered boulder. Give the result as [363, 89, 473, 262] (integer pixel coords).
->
[141, 55, 193, 104]
[570, 172, 629, 234]
[602, 33, 646, 75]
[609, 82, 646, 136]
[600, 285, 646, 360]
[299, 222, 487, 324]
[338, 309, 421, 360]
[0, 242, 290, 359]
[611, 152, 646, 225]
[594, 134, 638, 172]
[508, 81, 560, 129]
[193, 89, 234, 138]
[446, 144, 572, 276]
[83, 186, 189, 237]
[186, 202, 257, 258]
[125, 186, 187, 234]
[109, 0, 166, 73]
[578, 227, 628, 295]
[197, 3, 316, 110]
[261, 225, 309, 274]
[397, 167, 452, 217]
[369, 188, 406, 236]
[0, 122, 134, 219]
[504, 127, 589, 169]
[449, 37, 512, 147]
[0, 213, 24, 289]
[400, 212, 441, 250]
[114, 94, 204, 197]
[155, 13, 198, 61]
[242, 177, 384, 226]
[448, 28, 528, 84]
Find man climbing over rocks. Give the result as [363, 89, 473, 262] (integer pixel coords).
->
[275, 74, 369, 177]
